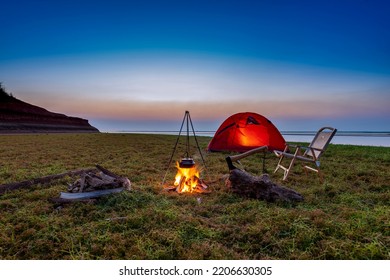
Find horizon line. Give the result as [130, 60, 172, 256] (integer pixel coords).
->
[107, 130, 390, 137]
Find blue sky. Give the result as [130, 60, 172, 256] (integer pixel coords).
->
[1, 0, 389, 132]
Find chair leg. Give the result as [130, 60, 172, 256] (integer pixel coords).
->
[283, 156, 297, 180]
[274, 148, 300, 180]
[274, 154, 284, 173]
[303, 165, 324, 182]
[303, 164, 308, 177]
[317, 169, 324, 183]
[274, 156, 296, 180]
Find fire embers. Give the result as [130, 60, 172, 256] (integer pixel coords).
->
[164, 162, 210, 194]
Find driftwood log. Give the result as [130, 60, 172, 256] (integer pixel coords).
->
[226, 168, 304, 203]
[0, 168, 95, 195]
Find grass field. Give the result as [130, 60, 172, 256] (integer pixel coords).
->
[0, 133, 389, 259]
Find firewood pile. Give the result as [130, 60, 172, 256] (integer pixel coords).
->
[179, 177, 210, 194]
[67, 165, 131, 193]
[0, 164, 130, 198]
[55, 165, 131, 202]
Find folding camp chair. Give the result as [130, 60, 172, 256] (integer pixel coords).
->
[273, 127, 337, 181]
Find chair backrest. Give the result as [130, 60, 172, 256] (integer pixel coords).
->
[304, 127, 337, 159]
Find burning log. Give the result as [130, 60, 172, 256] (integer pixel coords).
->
[193, 178, 210, 194]
[176, 176, 187, 193]
[226, 168, 303, 203]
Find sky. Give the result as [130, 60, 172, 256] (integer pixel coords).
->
[1, 0, 389, 132]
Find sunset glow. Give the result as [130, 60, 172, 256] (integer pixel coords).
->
[1, 1, 389, 133]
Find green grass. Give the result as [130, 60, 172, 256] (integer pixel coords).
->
[0, 133, 389, 259]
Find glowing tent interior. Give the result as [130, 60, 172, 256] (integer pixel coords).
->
[207, 112, 286, 152]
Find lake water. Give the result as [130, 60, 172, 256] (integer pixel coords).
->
[282, 132, 389, 147]
[110, 130, 390, 147]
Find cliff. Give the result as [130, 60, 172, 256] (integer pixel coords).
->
[0, 86, 99, 133]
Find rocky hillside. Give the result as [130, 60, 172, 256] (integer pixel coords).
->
[0, 85, 99, 133]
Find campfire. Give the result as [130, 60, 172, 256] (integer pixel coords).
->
[168, 161, 209, 193]
[162, 111, 210, 194]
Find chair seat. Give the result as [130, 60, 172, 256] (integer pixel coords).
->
[274, 151, 315, 163]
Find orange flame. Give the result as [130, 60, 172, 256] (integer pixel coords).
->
[174, 161, 201, 193]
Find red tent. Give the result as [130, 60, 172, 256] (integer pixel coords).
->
[207, 112, 286, 152]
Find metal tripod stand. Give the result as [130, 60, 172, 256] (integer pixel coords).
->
[161, 111, 207, 186]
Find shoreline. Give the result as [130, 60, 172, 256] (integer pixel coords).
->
[0, 130, 388, 147]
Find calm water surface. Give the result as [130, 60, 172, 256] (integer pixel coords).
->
[111, 131, 390, 147]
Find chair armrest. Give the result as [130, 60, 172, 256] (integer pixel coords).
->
[287, 144, 323, 152]
[308, 147, 325, 152]
[285, 144, 306, 153]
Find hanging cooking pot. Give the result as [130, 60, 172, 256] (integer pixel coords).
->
[179, 157, 195, 168]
